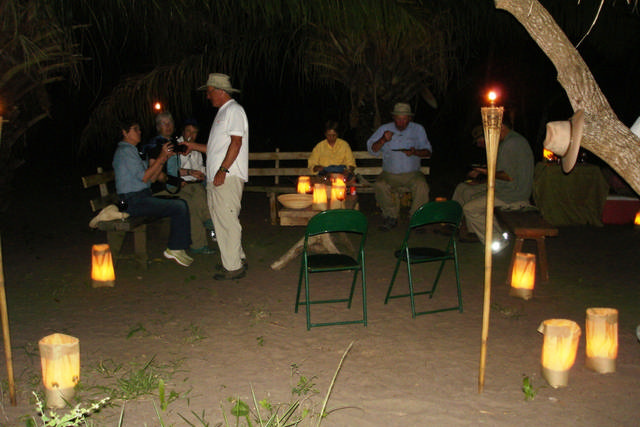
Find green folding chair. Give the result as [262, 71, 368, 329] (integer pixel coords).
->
[295, 209, 368, 330]
[384, 200, 463, 318]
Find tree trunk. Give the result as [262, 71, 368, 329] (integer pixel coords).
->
[496, 0, 640, 195]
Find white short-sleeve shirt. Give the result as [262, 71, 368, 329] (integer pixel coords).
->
[205, 99, 249, 182]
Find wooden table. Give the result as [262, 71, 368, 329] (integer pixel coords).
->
[533, 162, 609, 226]
[278, 195, 359, 226]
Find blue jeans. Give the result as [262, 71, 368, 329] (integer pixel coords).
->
[120, 189, 191, 250]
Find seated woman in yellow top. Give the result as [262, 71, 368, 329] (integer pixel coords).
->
[308, 121, 356, 178]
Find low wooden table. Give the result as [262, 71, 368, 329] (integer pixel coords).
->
[278, 195, 359, 226]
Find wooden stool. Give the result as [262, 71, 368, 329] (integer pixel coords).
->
[495, 209, 559, 284]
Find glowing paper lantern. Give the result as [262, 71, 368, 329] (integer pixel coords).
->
[538, 319, 581, 388]
[509, 252, 536, 300]
[39, 333, 80, 408]
[585, 308, 618, 374]
[91, 244, 115, 288]
[297, 176, 312, 194]
[312, 184, 328, 211]
[330, 179, 346, 209]
[543, 148, 557, 162]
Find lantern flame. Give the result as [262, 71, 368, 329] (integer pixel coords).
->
[297, 176, 312, 194]
[91, 244, 115, 287]
[154, 102, 162, 112]
[312, 184, 328, 210]
[39, 333, 80, 408]
[487, 91, 498, 104]
[331, 179, 346, 202]
[540, 319, 581, 371]
[543, 148, 556, 161]
[585, 308, 618, 373]
[511, 253, 536, 291]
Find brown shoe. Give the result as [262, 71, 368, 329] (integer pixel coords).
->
[213, 265, 247, 280]
[215, 259, 248, 272]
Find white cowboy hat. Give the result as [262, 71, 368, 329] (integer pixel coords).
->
[197, 73, 240, 93]
[89, 204, 129, 228]
[391, 102, 414, 117]
[543, 109, 585, 173]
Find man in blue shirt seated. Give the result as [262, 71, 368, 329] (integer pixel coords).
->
[112, 119, 193, 267]
[366, 103, 432, 231]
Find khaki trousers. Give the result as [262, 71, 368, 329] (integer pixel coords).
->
[155, 183, 210, 249]
[374, 171, 430, 219]
[207, 176, 246, 271]
[452, 182, 507, 245]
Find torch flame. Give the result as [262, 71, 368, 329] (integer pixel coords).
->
[487, 91, 497, 104]
[153, 102, 162, 112]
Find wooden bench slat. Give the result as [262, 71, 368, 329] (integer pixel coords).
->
[247, 149, 431, 225]
[82, 170, 115, 189]
[82, 167, 155, 269]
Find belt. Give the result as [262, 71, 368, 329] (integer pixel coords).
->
[118, 188, 152, 200]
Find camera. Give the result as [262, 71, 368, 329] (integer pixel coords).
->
[169, 137, 188, 154]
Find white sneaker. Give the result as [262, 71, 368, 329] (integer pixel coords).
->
[163, 248, 194, 267]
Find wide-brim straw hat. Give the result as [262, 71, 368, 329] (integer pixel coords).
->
[391, 102, 414, 116]
[543, 109, 585, 173]
[197, 73, 240, 93]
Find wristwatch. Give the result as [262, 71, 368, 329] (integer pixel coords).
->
[219, 166, 230, 173]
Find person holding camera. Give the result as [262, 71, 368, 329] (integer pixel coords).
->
[113, 119, 193, 267]
[146, 112, 213, 255]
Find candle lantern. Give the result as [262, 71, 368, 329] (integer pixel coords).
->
[330, 179, 346, 209]
[91, 244, 115, 287]
[91, 244, 115, 288]
[297, 176, 312, 194]
[585, 307, 618, 374]
[312, 184, 328, 211]
[39, 333, 80, 408]
[509, 252, 536, 300]
[543, 148, 558, 163]
[538, 319, 581, 388]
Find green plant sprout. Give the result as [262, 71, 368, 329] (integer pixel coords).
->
[25, 392, 110, 427]
[522, 375, 538, 401]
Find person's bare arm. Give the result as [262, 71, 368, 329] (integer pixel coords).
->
[213, 136, 242, 186]
[471, 167, 512, 181]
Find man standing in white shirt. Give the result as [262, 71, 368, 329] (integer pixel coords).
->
[187, 73, 249, 280]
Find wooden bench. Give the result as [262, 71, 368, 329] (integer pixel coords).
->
[82, 167, 159, 269]
[246, 149, 431, 224]
[495, 207, 559, 284]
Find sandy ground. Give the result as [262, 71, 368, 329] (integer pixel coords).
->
[0, 185, 638, 426]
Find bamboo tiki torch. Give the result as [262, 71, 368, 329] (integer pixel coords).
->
[0, 238, 17, 404]
[478, 91, 503, 393]
[0, 113, 16, 405]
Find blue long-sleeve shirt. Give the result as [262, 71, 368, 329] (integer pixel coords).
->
[366, 121, 431, 174]
[113, 141, 150, 195]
